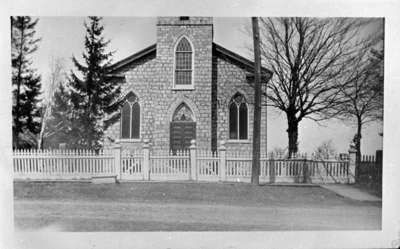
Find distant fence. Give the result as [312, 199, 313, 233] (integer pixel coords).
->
[357, 150, 382, 184]
[13, 140, 358, 184]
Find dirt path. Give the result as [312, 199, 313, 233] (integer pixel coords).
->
[14, 199, 381, 231]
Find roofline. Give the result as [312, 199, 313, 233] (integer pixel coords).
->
[212, 42, 273, 76]
[107, 44, 156, 73]
[106, 42, 273, 80]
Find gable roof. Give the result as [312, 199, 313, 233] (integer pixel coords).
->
[107, 44, 156, 73]
[212, 43, 272, 76]
[107, 42, 273, 80]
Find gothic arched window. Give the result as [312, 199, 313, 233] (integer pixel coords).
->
[121, 92, 140, 139]
[229, 93, 248, 140]
[174, 37, 193, 87]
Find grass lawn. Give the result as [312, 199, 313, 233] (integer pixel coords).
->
[14, 181, 382, 231]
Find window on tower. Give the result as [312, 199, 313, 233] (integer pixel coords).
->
[174, 37, 194, 89]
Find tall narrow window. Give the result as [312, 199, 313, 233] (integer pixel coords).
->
[121, 92, 140, 139]
[229, 93, 248, 140]
[175, 37, 193, 87]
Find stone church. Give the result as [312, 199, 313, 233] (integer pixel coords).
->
[104, 17, 272, 153]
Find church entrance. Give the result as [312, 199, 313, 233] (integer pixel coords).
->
[170, 103, 196, 152]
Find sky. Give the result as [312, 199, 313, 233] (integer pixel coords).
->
[31, 17, 383, 155]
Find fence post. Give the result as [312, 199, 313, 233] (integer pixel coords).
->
[143, 139, 150, 181]
[189, 139, 197, 181]
[269, 153, 275, 183]
[218, 141, 226, 181]
[348, 146, 357, 184]
[113, 142, 122, 181]
[302, 153, 310, 183]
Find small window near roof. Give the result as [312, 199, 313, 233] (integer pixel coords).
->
[179, 16, 190, 21]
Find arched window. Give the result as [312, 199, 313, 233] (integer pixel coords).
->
[174, 37, 193, 87]
[121, 92, 140, 139]
[229, 93, 248, 140]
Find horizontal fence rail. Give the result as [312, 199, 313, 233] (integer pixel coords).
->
[12, 141, 360, 184]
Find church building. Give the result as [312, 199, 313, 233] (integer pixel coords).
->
[104, 17, 272, 153]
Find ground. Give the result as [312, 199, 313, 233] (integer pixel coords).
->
[14, 181, 381, 231]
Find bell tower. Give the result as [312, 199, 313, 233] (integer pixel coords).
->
[155, 16, 213, 89]
[153, 17, 214, 150]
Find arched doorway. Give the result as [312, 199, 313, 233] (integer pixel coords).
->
[170, 103, 196, 152]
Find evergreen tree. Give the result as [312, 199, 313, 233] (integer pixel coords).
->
[11, 16, 42, 149]
[68, 16, 122, 150]
[42, 83, 77, 148]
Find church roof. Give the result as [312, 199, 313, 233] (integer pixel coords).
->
[212, 43, 272, 78]
[107, 44, 157, 73]
[107, 42, 273, 79]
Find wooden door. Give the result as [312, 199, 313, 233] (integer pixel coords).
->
[170, 122, 196, 152]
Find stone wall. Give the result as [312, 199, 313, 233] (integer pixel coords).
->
[213, 54, 268, 155]
[103, 52, 157, 151]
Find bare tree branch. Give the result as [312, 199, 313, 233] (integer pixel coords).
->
[258, 17, 382, 154]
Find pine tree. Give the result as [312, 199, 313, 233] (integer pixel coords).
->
[43, 83, 77, 148]
[11, 16, 42, 149]
[68, 16, 122, 150]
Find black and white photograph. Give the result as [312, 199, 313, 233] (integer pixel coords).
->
[1, 0, 400, 248]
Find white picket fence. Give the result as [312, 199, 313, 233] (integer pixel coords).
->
[13, 149, 115, 180]
[12, 141, 356, 184]
[222, 151, 351, 183]
[150, 150, 190, 181]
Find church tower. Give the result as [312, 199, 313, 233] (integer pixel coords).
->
[152, 17, 214, 150]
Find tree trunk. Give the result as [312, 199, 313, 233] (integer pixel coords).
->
[38, 127, 44, 149]
[287, 115, 299, 158]
[251, 17, 262, 185]
[38, 107, 46, 149]
[355, 117, 362, 180]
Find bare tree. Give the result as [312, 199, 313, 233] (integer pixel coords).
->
[259, 17, 378, 156]
[334, 45, 384, 177]
[314, 140, 337, 160]
[38, 56, 66, 149]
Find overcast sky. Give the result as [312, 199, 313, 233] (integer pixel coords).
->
[31, 17, 383, 155]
